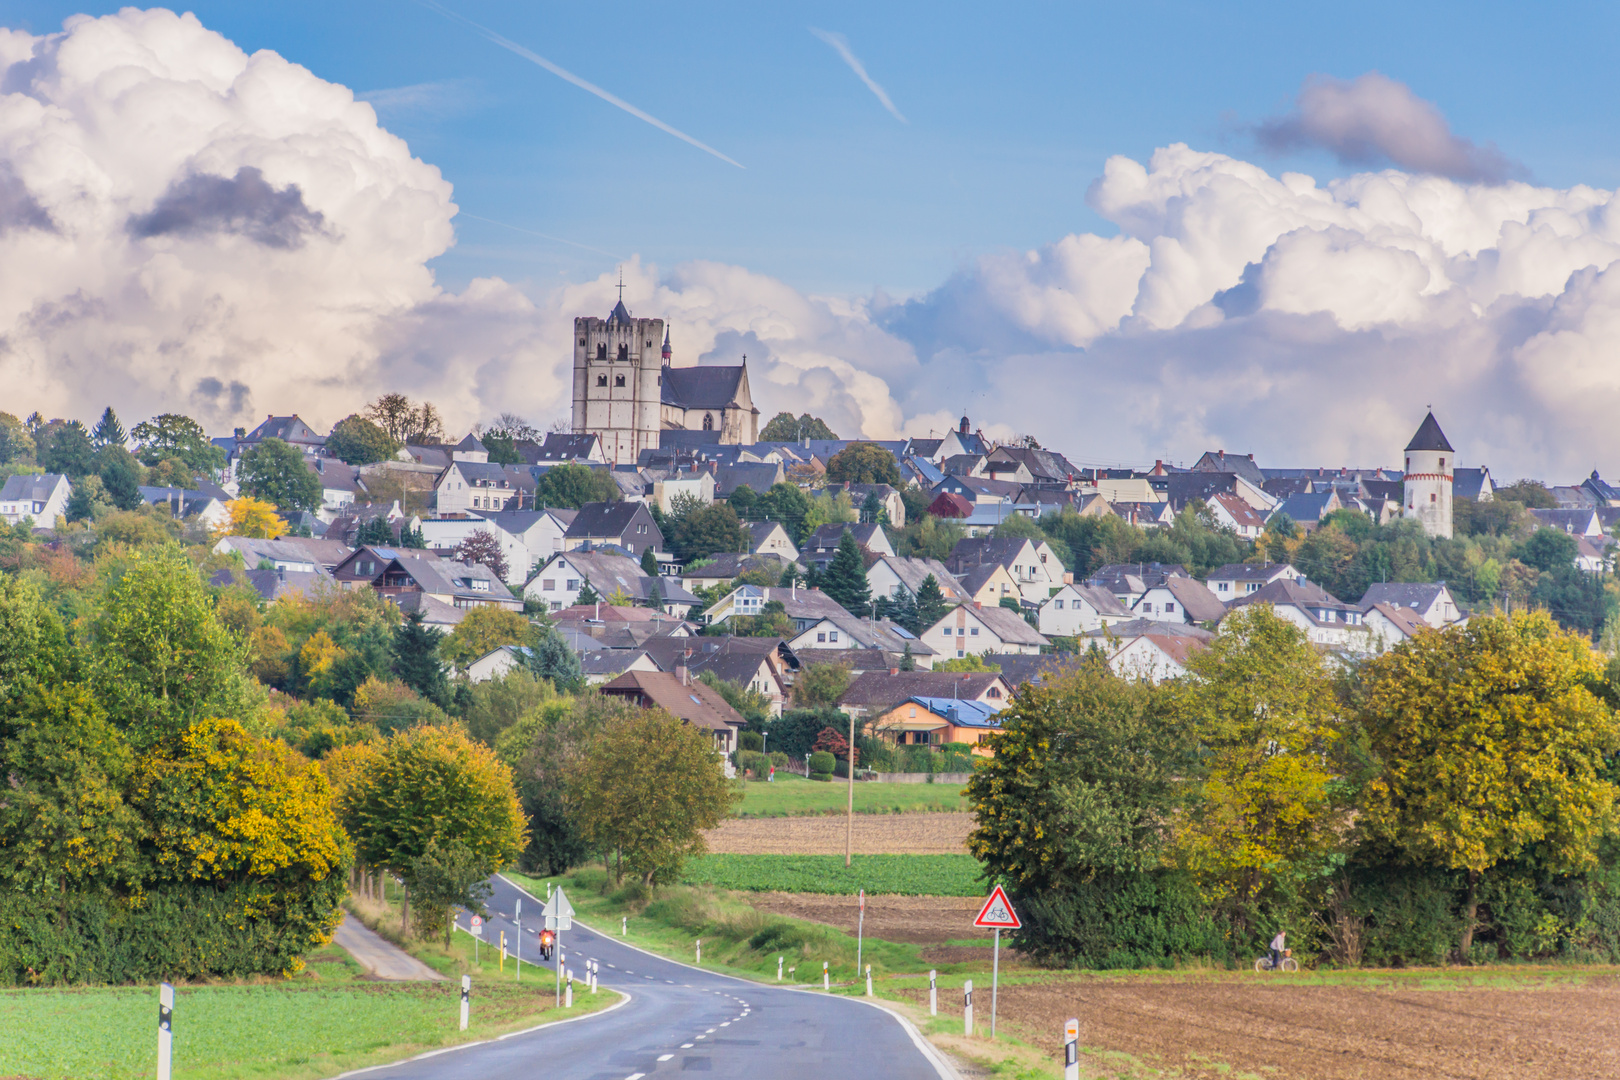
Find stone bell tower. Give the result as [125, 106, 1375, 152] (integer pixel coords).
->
[1403, 411, 1454, 539]
[570, 284, 664, 466]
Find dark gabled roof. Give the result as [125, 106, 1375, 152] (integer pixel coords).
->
[243, 415, 324, 446]
[1192, 450, 1265, 486]
[1165, 472, 1243, 511]
[806, 522, 885, 552]
[839, 670, 1008, 710]
[945, 535, 1037, 573]
[1161, 576, 1229, 623]
[1405, 412, 1454, 452]
[907, 438, 944, 458]
[1359, 582, 1451, 610]
[565, 500, 650, 539]
[983, 653, 1085, 688]
[1271, 492, 1338, 524]
[528, 433, 600, 462]
[1363, 479, 1405, 502]
[638, 635, 792, 685]
[455, 432, 488, 453]
[683, 552, 795, 579]
[1206, 562, 1292, 583]
[662, 365, 746, 410]
[0, 473, 67, 502]
[715, 461, 783, 497]
[600, 670, 745, 732]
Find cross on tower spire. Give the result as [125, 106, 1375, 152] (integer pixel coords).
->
[617, 266, 625, 303]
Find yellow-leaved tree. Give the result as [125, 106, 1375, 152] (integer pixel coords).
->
[1357, 611, 1620, 957]
[1167, 606, 1348, 937]
[440, 605, 530, 670]
[217, 496, 285, 539]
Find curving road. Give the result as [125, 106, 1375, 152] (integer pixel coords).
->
[349, 874, 956, 1080]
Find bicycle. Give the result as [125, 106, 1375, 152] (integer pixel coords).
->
[1254, 949, 1299, 972]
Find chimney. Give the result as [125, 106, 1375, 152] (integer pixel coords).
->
[889, 666, 899, 676]
[973, 600, 981, 610]
[676, 665, 689, 686]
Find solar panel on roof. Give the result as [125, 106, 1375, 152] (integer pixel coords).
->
[373, 547, 397, 558]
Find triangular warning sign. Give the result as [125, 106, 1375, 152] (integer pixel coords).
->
[974, 884, 1021, 929]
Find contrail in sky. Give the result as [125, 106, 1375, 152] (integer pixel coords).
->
[421, 1, 744, 168]
[810, 28, 907, 123]
[457, 211, 626, 260]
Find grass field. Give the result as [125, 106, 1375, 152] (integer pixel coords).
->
[4, 911, 619, 1080]
[733, 773, 970, 817]
[679, 853, 984, 895]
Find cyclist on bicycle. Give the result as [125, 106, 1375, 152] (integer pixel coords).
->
[1268, 930, 1286, 970]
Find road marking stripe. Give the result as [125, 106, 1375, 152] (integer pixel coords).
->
[658, 1054, 674, 1061]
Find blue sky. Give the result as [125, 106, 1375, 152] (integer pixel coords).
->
[14, 0, 1620, 297]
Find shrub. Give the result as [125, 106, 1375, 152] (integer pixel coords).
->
[809, 772, 833, 782]
[808, 750, 835, 774]
[739, 731, 764, 752]
[769, 751, 789, 767]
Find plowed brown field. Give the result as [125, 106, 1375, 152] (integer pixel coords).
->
[899, 974, 1620, 1080]
[744, 891, 988, 946]
[703, 811, 972, 855]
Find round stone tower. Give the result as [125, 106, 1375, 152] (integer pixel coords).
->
[1403, 411, 1454, 539]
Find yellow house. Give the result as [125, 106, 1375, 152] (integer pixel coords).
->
[871, 696, 1004, 755]
[955, 562, 1021, 607]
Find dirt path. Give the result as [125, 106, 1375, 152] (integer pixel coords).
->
[704, 811, 972, 855]
[332, 914, 444, 981]
[904, 975, 1620, 1080]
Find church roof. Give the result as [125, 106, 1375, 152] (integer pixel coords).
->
[608, 299, 633, 324]
[1405, 412, 1454, 453]
[661, 365, 747, 410]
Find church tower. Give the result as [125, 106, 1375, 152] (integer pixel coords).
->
[1403, 411, 1454, 539]
[570, 294, 664, 466]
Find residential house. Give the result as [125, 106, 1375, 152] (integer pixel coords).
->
[1090, 476, 1163, 504]
[1529, 507, 1604, 537]
[717, 461, 786, 501]
[434, 459, 534, 515]
[907, 416, 992, 464]
[209, 565, 334, 604]
[702, 585, 852, 629]
[919, 602, 1048, 659]
[747, 520, 799, 561]
[1037, 584, 1134, 636]
[1454, 467, 1495, 502]
[800, 522, 894, 570]
[865, 556, 970, 607]
[213, 535, 326, 573]
[1223, 578, 1365, 646]
[839, 483, 907, 527]
[563, 501, 663, 557]
[679, 553, 797, 593]
[272, 535, 355, 572]
[837, 669, 1011, 720]
[926, 491, 974, 519]
[420, 508, 576, 585]
[1131, 576, 1227, 625]
[467, 645, 533, 683]
[788, 616, 934, 661]
[638, 636, 796, 716]
[1205, 562, 1299, 600]
[1362, 603, 1433, 652]
[525, 433, 606, 465]
[138, 485, 228, 530]
[1191, 450, 1267, 487]
[982, 653, 1087, 688]
[599, 670, 746, 756]
[649, 466, 717, 512]
[945, 535, 1067, 605]
[0, 473, 70, 525]
[1112, 501, 1176, 529]
[792, 647, 930, 674]
[1576, 535, 1614, 573]
[954, 561, 1025, 607]
[984, 446, 1082, 489]
[1106, 626, 1214, 683]
[871, 696, 1003, 752]
[1269, 490, 1342, 529]
[1086, 562, 1189, 608]
[1165, 471, 1276, 514]
[1206, 492, 1267, 539]
[524, 549, 697, 615]
[1359, 583, 1464, 628]
[331, 545, 522, 615]
[306, 455, 364, 521]
[241, 414, 326, 454]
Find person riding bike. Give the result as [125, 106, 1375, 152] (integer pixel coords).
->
[1268, 930, 1286, 971]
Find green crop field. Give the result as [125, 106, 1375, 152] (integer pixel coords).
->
[3, 937, 618, 1080]
[679, 854, 984, 896]
[734, 773, 971, 817]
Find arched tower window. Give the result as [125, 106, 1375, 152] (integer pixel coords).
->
[596, 343, 607, 360]
[615, 375, 625, 387]
[596, 375, 607, 387]
[703, 413, 714, 431]
[618, 343, 628, 361]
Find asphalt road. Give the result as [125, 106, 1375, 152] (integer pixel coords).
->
[349, 873, 955, 1080]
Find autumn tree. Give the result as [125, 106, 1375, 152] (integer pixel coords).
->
[1357, 611, 1620, 957]
[239, 437, 322, 514]
[825, 442, 901, 486]
[442, 605, 531, 671]
[793, 661, 851, 707]
[218, 496, 286, 539]
[1166, 606, 1348, 937]
[326, 415, 401, 465]
[568, 707, 737, 886]
[453, 529, 509, 581]
[131, 413, 226, 473]
[341, 724, 525, 930]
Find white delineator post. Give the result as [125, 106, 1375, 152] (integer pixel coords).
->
[963, 979, 974, 1037]
[565, 968, 573, 1008]
[1064, 1017, 1080, 1080]
[822, 961, 830, 991]
[157, 983, 174, 1080]
[865, 964, 873, 996]
[777, 956, 784, 981]
[929, 970, 937, 1016]
[621, 916, 627, 936]
[459, 975, 470, 1031]
[696, 939, 702, 964]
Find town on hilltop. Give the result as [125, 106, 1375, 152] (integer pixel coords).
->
[3, 300, 1617, 735]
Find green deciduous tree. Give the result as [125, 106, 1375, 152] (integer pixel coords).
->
[96, 446, 145, 511]
[441, 605, 531, 672]
[326, 415, 401, 465]
[364, 393, 444, 445]
[0, 412, 36, 465]
[568, 707, 737, 885]
[760, 412, 838, 442]
[131, 413, 226, 474]
[673, 501, 750, 562]
[409, 839, 493, 946]
[793, 662, 851, 708]
[1166, 606, 1348, 936]
[825, 442, 900, 486]
[452, 529, 509, 581]
[820, 530, 871, 615]
[536, 462, 621, 508]
[239, 437, 322, 513]
[1357, 611, 1620, 957]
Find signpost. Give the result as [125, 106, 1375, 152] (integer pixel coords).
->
[542, 887, 575, 1008]
[973, 885, 1021, 1040]
[855, 889, 865, 981]
[470, 914, 483, 963]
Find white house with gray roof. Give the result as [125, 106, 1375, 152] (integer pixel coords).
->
[920, 602, 1049, 658]
[1038, 583, 1133, 636]
[1358, 583, 1463, 629]
[0, 473, 70, 525]
[1205, 562, 1299, 600]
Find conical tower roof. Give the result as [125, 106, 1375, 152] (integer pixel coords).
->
[1405, 411, 1454, 453]
[607, 299, 632, 324]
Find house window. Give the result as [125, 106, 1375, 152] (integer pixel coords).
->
[1430, 494, 1437, 503]
[615, 375, 626, 387]
[817, 632, 827, 643]
[542, 579, 555, 591]
[566, 578, 580, 590]
[596, 375, 608, 387]
[1439, 458, 1445, 467]
[969, 627, 979, 636]
[1054, 599, 1064, 609]
[829, 631, 839, 643]
[1166, 603, 1176, 613]
[988, 687, 1002, 699]
[703, 413, 714, 431]
[956, 649, 965, 658]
